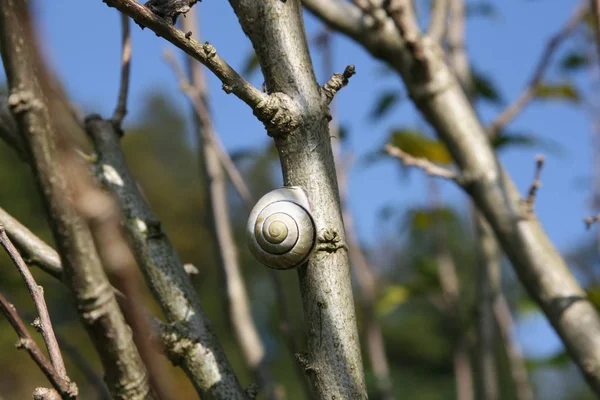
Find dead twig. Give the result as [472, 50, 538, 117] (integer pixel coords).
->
[112, 13, 132, 129]
[0, 292, 77, 399]
[0, 225, 68, 381]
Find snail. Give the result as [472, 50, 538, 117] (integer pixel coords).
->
[246, 187, 316, 270]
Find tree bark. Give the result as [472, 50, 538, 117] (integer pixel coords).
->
[302, 0, 600, 393]
[0, 1, 152, 398]
[228, 1, 367, 398]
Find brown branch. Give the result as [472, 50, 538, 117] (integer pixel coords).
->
[385, 144, 458, 180]
[487, 2, 587, 135]
[0, 225, 68, 381]
[0, 1, 153, 398]
[102, 0, 267, 110]
[0, 292, 77, 399]
[112, 13, 132, 129]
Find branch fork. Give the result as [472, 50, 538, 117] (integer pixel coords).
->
[253, 92, 302, 136]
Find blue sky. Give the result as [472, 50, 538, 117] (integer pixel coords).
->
[28, 0, 594, 362]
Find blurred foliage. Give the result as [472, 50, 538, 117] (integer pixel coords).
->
[535, 82, 580, 103]
[388, 129, 453, 165]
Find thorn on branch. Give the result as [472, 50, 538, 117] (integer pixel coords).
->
[522, 155, 544, 217]
[385, 144, 458, 181]
[322, 65, 356, 104]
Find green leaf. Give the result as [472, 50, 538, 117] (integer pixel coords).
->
[370, 91, 402, 120]
[535, 82, 580, 103]
[388, 129, 453, 165]
[492, 132, 564, 156]
[559, 52, 590, 73]
[241, 50, 260, 78]
[472, 69, 503, 104]
[526, 351, 571, 370]
[376, 284, 411, 317]
[405, 207, 460, 232]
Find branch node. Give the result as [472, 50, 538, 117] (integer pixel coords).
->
[584, 215, 600, 230]
[322, 64, 356, 104]
[253, 92, 302, 136]
[7, 90, 43, 114]
[202, 41, 217, 59]
[245, 383, 259, 399]
[316, 228, 347, 253]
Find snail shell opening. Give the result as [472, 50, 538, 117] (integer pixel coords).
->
[247, 187, 315, 270]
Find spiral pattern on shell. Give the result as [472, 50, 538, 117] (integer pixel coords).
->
[247, 187, 316, 270]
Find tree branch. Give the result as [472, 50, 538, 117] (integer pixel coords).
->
[0, 226, 69, 382]
[0, 207, 62, 280]
[304, 0, 600, 393]
[385, 144, 458, 180]
[162, 50, 254, 208]
[0, 1, 153, 398]
[85, 115, 247, 399]
[228, 1, 367, 397]
[487, 2, 587, 135]
[0, 291, 77, 399]
[112, 13, 132, 129]
[427, 0, 448, 42]
[102, 0, 267, 110]
[178, 11, 280, 399]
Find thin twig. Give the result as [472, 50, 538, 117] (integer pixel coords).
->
[112, 13, 132, 129]
[162, 50, 254, 208]
[0, 292, 77, 399]
[523, 155, 545, 215]
[0, 225, 68, 380]
[487, 2, 587, 135]
[427, 0, 449, 42]
[102, 0, 267, 110]
[385, 144, 457, 180]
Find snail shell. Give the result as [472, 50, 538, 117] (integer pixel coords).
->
[246, 187, 316, 270]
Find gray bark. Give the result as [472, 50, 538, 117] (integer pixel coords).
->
[228, 1, 367, 398]
[85, 117, 247, 400]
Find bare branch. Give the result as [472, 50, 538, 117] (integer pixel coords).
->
[322, 64, 356, 104]
[0, 292, 77, 399]
[179, 12, 279, 399]
[162, 50, 254, 208]
[85, 116, 246, 399]
[0, 226, 68, 380]
[427, 0, 448, 42]
[112, 13, 132, 129]
[0, 2, 153, 398]
[0, 207, 62, 280]
[385, 144, 458, 180]
[487, 2, 587, 135]
[305, 0, 600, 393]
[229, 0, 367, 397]
[32, 388, 61, 400]
[102, 0, 267, 109]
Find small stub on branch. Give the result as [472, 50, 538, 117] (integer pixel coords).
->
[584, 215, 600, 230]
[253, 92, 302, 136]
[521, 155, 545, 218]
[322, 65, 356, 104]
